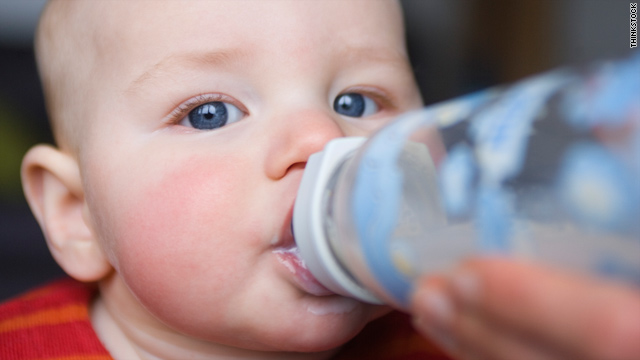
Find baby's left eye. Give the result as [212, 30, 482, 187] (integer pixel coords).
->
[333, 93, 378, 118]
[179, 101, 243, 130]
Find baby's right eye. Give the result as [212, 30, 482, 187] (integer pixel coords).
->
[179, 101, 244, 130]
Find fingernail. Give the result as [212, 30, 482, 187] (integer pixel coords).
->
[451, 269, 480, 304]
[414, 287, 454, 327]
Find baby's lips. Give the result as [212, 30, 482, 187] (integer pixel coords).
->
[272, 202, 334, 296]
[273, 246, 335, 297]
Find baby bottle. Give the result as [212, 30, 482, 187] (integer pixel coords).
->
[293, 52, 640, 310]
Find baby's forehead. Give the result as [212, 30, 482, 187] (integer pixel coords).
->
[75, 0, 406, 89]
[83, 2, 400, 68]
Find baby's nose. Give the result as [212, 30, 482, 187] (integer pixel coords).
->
[264, 109, 345, 180]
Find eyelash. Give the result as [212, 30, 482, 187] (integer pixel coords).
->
[334, 85, 399, 119]
[167, 93, 247, 126]
[340, 86, 398, 113]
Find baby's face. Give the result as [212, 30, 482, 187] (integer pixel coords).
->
[78, 0, 421, 352]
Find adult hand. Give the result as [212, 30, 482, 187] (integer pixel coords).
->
[410, 258, 640, 360]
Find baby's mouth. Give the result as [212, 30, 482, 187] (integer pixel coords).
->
[273, 246, 334, 297]
[272, 215, 334, 297]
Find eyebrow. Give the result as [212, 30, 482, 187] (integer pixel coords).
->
[340, 45, 410, 68]
[126, 45, 408, 94]
[126, 48, 248, 94]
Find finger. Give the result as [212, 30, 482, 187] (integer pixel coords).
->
[452, 305, 564, 360]
[412, 279, 562, 360]
[411, 276, 459, 357]
[450, 258, 640, 360]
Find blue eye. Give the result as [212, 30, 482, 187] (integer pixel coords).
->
[181, 101, 243, 130]
[333, 93, 378, 118]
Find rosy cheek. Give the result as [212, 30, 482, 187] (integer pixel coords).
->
[105, 154, 258, 314]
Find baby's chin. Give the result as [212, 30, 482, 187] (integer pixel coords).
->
[183, 298, 384, 354]
[251, 298, 391, 353]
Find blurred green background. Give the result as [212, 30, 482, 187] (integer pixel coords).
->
[1, 0, 61, 301]
[0, 0, 634, 300]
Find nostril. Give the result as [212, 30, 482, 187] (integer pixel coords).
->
[285, 162, 306, 177]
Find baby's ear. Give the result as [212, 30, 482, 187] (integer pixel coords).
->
[21, 145, 112, 282]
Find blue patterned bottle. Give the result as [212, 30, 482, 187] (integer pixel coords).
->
[293, 52, 640, 310]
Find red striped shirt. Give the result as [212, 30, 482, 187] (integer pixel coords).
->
[0, 278, 450, 360]
[0, 279, 110, 360]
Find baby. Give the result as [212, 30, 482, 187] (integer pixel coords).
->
[12, 0, 433, 359]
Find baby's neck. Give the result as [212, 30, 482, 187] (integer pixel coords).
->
[90, 276, 338, 360]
